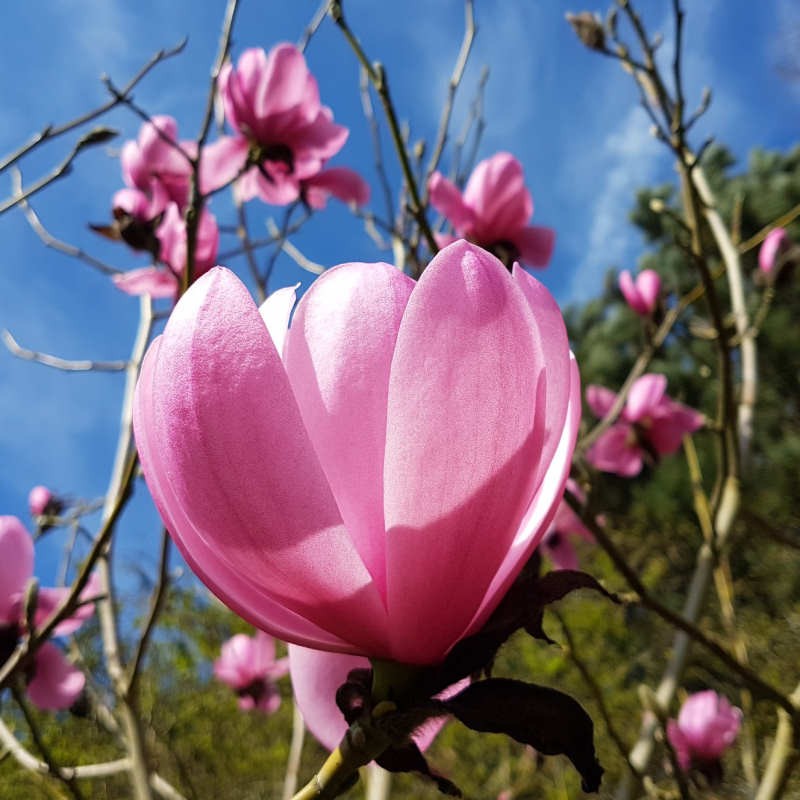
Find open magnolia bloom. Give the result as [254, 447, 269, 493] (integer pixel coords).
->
[133, 240, 580, 666]
[0, 517, 97, 710]
[618, 269, 661, 316]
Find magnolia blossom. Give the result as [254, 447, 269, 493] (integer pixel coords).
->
[214, 631, 289, 713]
[619, 269, 661, 316]
[428, 152, 555, 269]
[133, 240, 580, 665]
[666, 691, 742, 771]
[0, 517, 97, 710]
[112, 204, 219, 300]
[541, 479, 594, 571]
[113, 115, 195, 221]
[586, 374, 703, 477]
[204, 44, 367, 207]
[758, 227, 788, 275]
[28, 485, 59, 518]
[288, 645, 463, 752]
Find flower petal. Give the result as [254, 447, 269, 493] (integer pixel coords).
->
[585, 384, 617, 419]
[626, 373, 667, 422]
[428, 172, 475, 233]
[259, 284, 299, 359]
[199, 136, 249, 195]
[112, 267, 178, 299]
[303, 167, 370, 210]
[512, 225, 555, 268]
[586, 424, 642, 476]
[27, 642, 84, 711]
[0, 517, 33, 623]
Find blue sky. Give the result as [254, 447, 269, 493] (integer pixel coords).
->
[0, 0, 797, 587]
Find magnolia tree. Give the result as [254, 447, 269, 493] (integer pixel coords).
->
[1, 2, 799, 799]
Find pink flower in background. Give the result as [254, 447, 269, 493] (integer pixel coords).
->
[28, 486, 59, 518]
[666, 690, 742, 771]
[288, 645, 464, 752]
[428, 152, 555, 268]
[758, 227, 788, 275]
[302, 167, 370, 210]
[112, 204, 219, 300]
[214, 631, 289, 713]
[541, 479, 594, 571]
[203, 44, 356, 206]
[619, 269, 661, 316]
[133, 240, 580, 665]
[586, 373, 703, 477]
[0, 517, 97, 710]
[114, 115, 195, 221]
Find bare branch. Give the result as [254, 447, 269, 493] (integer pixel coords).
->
[3, 330, 127, 373]
[266, 218, 325, 275]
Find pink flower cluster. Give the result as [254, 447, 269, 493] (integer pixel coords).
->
[0, 517, 97, 710]
[214, 631, 289, 713]
[429, 152, 554, 269]
[133, 240, 580, 666]
[666, 690, 742, 771]
[586, 374, 703, 477]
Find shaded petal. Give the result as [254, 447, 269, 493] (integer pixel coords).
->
[27, 642, 84, 711]
[0, 517, 34, 623]
[542, 533, 579, 571]
[112, 267, 178, 300]
[303, 167, 370, 209]
[428, 172, 475, 233]
[586, 424, 642, 476]
[512, 225, 555, 268]
[259, 284, 299, 359]
[199, 136, 249, 194]
[133, 268, 388, 653]
[383, 241, 546, 663]
[625, 373, 667, 422]
[666, 719, 692, 771]
[648, 400, 704, 455]
[585, 384, 617, 419]
[36, 575, 98, 637]
[285, 262, 415, 599]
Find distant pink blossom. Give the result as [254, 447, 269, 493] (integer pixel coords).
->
[28, 486, 57, 518]
[203, 44, 360, 206]
[541, 479, 594, 570]
[302, 167, 370, 210]
[288, 645, 464, 752]
[112, 204, 219, 300]
[0, 517, 97, 710]
[586, 374, 703, 477]
[133, 240, 581, 665]
[114, 115, 195, 221]
[619, 269, 661, 316]
[666, 690, 742, 771]
[214, 631, 289, 713]
[758, 227, 788, 275]
[428, 152, 555, 269]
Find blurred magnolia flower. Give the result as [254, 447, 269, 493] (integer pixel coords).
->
[619, 269, 661, 316]
[428, 152, 555, 269]
[586, 374, 703, 477]
[203, 44, 364, 207]
[133, 240, 580, 665]
[541, 479, 594, 571]
[0, 517, 98, 710]
[112, 204, 219, 300]
[28, 485, 61, 519]
[288, 645, 465, 752]
[666, 690, 742, 771]
[214, 631, 289, 713]
[758, 227, 788, 275]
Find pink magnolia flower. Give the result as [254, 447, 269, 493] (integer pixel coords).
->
[214, 631, 289, 713]
[114, 115, 195, 221]
[666, 690, 742, 771]
[541, 479, 594, 571]
[112, 204, 219, 300]
[302, 167, 370, 210]
[586, 374, 703, 477]
[203, 44, 357, 206]
[288, 645, 464, 752]
[0, 517, 97, 710]
[619, 269, 661, 316]
[28, 486, 59, 518]
[428, 152, 555, 269]
[133, 240, 581, 666]
[758, 227, 788, 275]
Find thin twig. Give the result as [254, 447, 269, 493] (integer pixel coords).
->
[266, 219, 325, 275]
[298, 0, 333, 52]
[282, 703, 306, 800]
[2, 330, 127, 373]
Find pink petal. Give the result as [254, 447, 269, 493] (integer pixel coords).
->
[382, 241, 548, 663]
[636, 269, 661, 312]
[133, 268, 388, 654]
[0, 517, 34, 623]
[28, 486, 53, 517]
[112, 267, 178, 300]
[249, 166, 302, 206]
[759, 228, 788, 274]
[585, 384, 617, 420]
[428, 172, 475, 233]
[586, 424, 643, 476]
[512, 225, 555, 268]
[259, 284, 299, 359]
[303, 167, 370, 210]
[619, 270, 647, 315]
[27, 642, 84, 711]
[648, 400, 704, 456]
[463, 152, 532, 241]
[199, 136, 249, 195]
[36, 579, 96, 637]
[625, 373, 667, 423]
[666, 719, 692, 771]
[215, 633, 259, 687]
[542, 532, 580, 571]
[284, 262, 415, 599]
